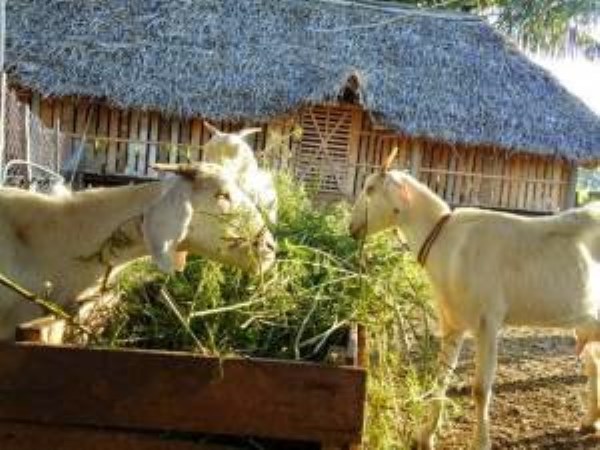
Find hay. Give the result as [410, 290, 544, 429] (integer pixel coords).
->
[97, 172, 441, 446]
[5, 0, 600, 161]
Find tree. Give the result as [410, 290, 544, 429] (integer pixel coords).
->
[389, 0, 599, 56]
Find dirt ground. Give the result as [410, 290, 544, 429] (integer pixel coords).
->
[439, 328, 600, 449]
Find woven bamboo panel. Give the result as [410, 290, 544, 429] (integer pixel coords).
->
[294, 105, 355, 195]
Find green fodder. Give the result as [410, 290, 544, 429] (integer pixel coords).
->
[99, 172, 443, 448]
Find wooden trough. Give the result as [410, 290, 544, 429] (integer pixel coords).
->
[0, 318, 367, 450]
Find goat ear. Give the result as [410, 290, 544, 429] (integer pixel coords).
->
[237, 127, 262, 139]
[152, 163, 198, 182]
[203, 121, 222, 136]
[143, 183, 193, 273]
[384, 174, 411, 206]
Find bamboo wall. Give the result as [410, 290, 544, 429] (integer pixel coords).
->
[15, 91, 575, 212]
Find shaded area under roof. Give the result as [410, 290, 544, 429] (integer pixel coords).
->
[5, 0, 600, 161]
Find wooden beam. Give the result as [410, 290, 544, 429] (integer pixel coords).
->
[0, 344, 366, 446]
[0, 421, 237, 450]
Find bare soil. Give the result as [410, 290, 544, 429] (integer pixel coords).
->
[439, 328, 600, 449]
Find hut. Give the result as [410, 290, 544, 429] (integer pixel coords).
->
[3, 0, 600, 212]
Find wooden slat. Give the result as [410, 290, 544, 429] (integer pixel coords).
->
[60, 98, 76, 165]
[180, 119, 191, 163]
[52, 100, 63, 171]
[30, 92, 41, 117]
[536, 157, 548, 210]
[445, 147, 457, 204]
[551, 158, 562, 210]
[0, 344, 366, 445]
[452, 148, 464, 205]
[190, 119, 202, 162]
[409, 139, 422, 179]
[126, 111, 140, 175]
[471, 149, 483, 205]
[74, 102, 93, 172]
[500, 154, 511, 208]
[169, 119, 180, 164]
[565, 161, 577, 209]
[517, 156, 527, 209]
[94, 105, 109, 173]
[137, 112, 149, 175]
[147, 113, 160, 177]
[106, 109, 120, 174]
[418, 141, 431, 185]
[0, 421, 237, 450]
[491, 150, 503, 207]
[117, 110, 129, 173]
[157, 116, 170, 164]
[40, 98, 54, 128]
[439, 144, 450, 199]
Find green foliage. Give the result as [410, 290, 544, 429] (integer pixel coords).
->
[100, 171, 440, 448]
[388, 0, 599, 54]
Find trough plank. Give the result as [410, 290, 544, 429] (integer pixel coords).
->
[0, 344, 366, 445]
[0, 421, 238, 450]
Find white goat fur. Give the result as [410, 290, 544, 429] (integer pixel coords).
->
[202, 122, 277, 224]
[349, 170, 600, 450]
[0, 163, 276, 342]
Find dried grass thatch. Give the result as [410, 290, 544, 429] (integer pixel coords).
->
[5, 0, 600, 161]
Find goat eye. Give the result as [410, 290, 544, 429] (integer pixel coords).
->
[216, 191, 231, 202]
[393, 208, 400, 214]
[366, 186, 374, 195]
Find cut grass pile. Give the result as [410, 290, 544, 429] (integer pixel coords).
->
[99, 172, 444, 448]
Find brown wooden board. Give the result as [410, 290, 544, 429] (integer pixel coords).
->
[0, 421, 238, 450]
[0, 344, 366, 445]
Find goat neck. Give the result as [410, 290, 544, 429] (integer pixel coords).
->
[391, 177, 451, 264]
[64, 182, 167, 267]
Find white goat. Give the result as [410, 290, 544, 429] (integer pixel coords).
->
[349, 155, 600, 450]
[0, 163, 276, 342]
[202, 122, 278, 224]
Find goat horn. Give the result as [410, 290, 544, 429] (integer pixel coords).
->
[237, 127, 262, 138]
[382, 147, 399, 173]
[152, 163, 198, 180]
[203, 121, 222, 136]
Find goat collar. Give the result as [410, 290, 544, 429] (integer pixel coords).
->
[417, 213, 452, 267]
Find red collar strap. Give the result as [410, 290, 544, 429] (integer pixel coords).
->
[417, 213, 452, 266]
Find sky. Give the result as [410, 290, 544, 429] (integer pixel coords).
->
[526, 23, 599, 116]
[531, 54, 600, 115]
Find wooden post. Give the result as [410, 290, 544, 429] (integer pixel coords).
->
[24, 104, 31, 182]
[147, 112, 159, 177]
[54, 116, 61, 172]
[565, 161, 578, 209]
[410, 140, 422, 179]
[345, 108, 362, 198]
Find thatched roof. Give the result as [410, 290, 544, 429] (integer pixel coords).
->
[6, 0, 600, 161]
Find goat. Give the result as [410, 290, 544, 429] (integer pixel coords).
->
[202, 122, 278, 224]
[349, 154, 600, 450]
[0, 162, 276, 342]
